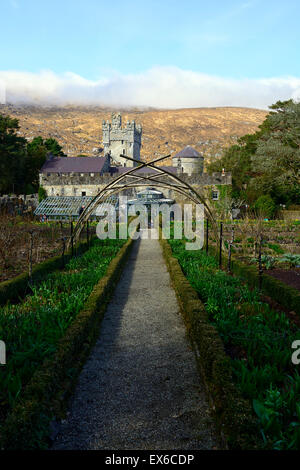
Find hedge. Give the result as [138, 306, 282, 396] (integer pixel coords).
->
[0, 237, 133, 450]
[0, 236, 96, 306]
[160, 239, 258, 450]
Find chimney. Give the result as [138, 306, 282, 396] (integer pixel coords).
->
[177, 157, 182, 175]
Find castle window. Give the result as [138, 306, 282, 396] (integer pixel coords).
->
[82, 191, 86, 196]
[212, 190, 219, 200]
[47, 173, 50, 177]
[123, 149, 125, 155]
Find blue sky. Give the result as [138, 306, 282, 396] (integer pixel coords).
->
[1, 0, 300, 107]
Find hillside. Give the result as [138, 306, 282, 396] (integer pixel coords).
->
[0, 105, 267, 166]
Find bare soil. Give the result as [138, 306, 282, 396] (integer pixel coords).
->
[267, 268, 300, 292]
[0, 220, 92, 283]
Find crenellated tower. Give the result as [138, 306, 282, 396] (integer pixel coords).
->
[102, 112, 142, 167]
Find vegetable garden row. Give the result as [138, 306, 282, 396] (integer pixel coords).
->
[168, 236, 300, 449]
[0, 237, 127, 448]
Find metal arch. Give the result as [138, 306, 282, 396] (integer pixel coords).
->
[120, 154, 220, 237]
[69, 181, 201, 246]
[70, 155, 218, 245]
[69, 153, 220, 247]
[71, 154, 173, 238]
[119, 154, 217, 223]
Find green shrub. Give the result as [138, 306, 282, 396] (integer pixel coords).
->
[38, 186, 47, 202]
[267, 243, 284, 255]
[253, 195, 276, 219]
[251, 255, 276, 270]
[279, 253, 300, 268]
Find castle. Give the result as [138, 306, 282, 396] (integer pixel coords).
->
[102, 112, 142, 167]
[39, 113, 231, 202]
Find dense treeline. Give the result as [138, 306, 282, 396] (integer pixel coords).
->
[0, 115, 64, 194]
[208, 100, 300, 212]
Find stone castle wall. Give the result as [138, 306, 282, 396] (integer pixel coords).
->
[40, 171, 232, 198]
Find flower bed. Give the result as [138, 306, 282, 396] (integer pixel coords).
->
[0, 237, 128, 448]
[168, 239, 300, 450]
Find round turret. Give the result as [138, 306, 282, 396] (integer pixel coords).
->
[172, 145, 204, 176]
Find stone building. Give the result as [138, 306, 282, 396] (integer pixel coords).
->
[172, 146, 204, 176]
[102, 112, 142, 167]
[39, 113, 231, 201]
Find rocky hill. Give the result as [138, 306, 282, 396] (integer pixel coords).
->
[0, 104, 267, 166]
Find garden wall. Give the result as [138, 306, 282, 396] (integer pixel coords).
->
[280, 210, 300, 220]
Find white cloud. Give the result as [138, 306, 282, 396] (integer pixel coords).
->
[0, 67, 300, 109]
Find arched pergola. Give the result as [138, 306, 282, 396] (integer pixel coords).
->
[69, 153, 220, 248]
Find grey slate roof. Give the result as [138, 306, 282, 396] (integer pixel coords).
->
[41, 157, 107, 173]
[40, 156, 177, 177]
[173, 146, 201, 158]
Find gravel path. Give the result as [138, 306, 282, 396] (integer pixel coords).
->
[53, 232, 219, 450]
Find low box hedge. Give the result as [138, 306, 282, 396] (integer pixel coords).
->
[0, 237, 133, 450]
[160, 239, 258, 450]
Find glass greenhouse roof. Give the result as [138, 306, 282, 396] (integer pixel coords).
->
[34, 196, 118, 220]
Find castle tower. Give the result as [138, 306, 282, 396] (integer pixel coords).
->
[172, 146, 204, 176]
[102, 112, 142, 167]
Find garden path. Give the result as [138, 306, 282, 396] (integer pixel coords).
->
[53, 231, 218, 450]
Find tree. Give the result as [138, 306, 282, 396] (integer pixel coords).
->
[208, 137, 257, 201]
[250, 100, 300, 205]
[25, 137, 48, 192]
[0, 114, 65, 195]
[0, 115, 27, 194]
[44, 138, 65, 156]
[207, 99, 300, 208]
[25, 136, 65, 192]
[253, 195, 276, 219]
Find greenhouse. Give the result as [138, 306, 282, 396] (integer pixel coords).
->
[34, 195, 119, 221]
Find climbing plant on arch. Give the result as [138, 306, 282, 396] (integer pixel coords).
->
[69, 154, 220, 247]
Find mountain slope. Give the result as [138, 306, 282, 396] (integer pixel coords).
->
[0, 105, 267, 166]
